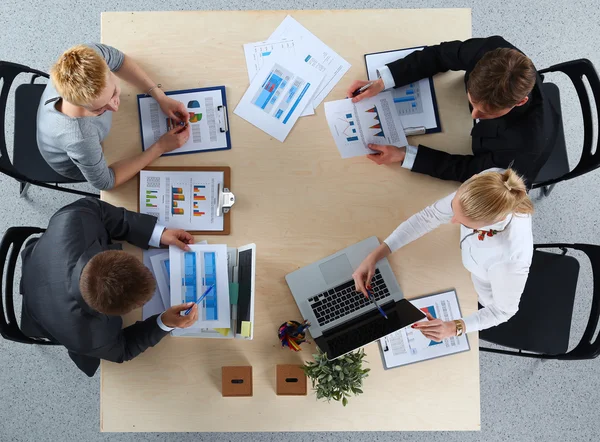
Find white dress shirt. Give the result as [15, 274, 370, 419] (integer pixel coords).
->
[375, 65, 419, 169]
[148, 224, 175, 332]
[383, 191, 533, 332]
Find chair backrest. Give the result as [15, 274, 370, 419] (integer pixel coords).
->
[0, 61, 49, 181]
[534, 243, 600, 360]
[0, 226, 48, 344]
[534, 59, 600, 188]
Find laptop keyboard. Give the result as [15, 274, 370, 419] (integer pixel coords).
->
[308, 268, 390, 327]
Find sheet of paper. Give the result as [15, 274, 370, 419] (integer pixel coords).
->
[234, 57, 324, 142]
[269, 15, 351, 109]
[366, 48, 439, 131]
[150, 252, 171, 310]
[138, 88, 228, 155]
[243, 39, 314, 116]
[379, 290, 470, 369]
[324, 91, 408, 158]
[169, 244, 231, 332]
[142, 249, 167, 320]
[139, 170, 224, 231]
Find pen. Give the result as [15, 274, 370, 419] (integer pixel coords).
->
[367, 289, 388, 320]
[352, 81, 375, 97]
[184, 285, 215, 315]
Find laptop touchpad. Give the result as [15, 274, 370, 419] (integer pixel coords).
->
[319, 254, 353, 286]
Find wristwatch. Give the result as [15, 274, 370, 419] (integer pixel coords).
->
[454, 320, 465, 337]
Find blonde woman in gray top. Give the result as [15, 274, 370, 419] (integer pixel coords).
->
[37, 43, 190, 190]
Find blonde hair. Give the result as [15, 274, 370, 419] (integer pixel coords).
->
[458, 169, 534, 222]
[50, 45, 109, 106]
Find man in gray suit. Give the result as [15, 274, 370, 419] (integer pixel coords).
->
[20, 198, 199, 376]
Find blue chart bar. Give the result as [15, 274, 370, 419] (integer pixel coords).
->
[262, 51, 271, 56]
[183, 252, 197, 304]
[305, 55, 312, 62]
[406, 89, 414, 95]
[283, 82, 311, 124]
[203, 252, 218, 320]
[347, 136, 359, 142]
[394, 96, 416, 103]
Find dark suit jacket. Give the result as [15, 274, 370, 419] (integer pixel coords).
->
[20, 198, 169, 377]
[386, 36, 559, 184]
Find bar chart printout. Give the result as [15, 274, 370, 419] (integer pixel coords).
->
[139, 170, 225, 231]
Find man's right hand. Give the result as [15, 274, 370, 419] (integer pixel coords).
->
[346, 78, 385, 103]
[161, 303, 198, 328]
[367, 144, 406, 165]
[156, 124, 191, 154]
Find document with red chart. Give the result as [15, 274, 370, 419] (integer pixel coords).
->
[379, 290, 470, 369]
[324, 91, 408, 158]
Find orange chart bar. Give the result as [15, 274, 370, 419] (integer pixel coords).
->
[173, 194, 185, 201]
[193, 195, 206, 201]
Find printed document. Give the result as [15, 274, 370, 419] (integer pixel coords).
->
[138, 88, 228, 155]
[234, 56, 324, 142]
[365, 47, 439, 132]
[139, 170, 224, 231]
[379, 290, 470, 369]
[243, 38, 314, 116]
[169, 244, 231, 331]
[269, 15, 351, 110]
[324, 91, 408, 158]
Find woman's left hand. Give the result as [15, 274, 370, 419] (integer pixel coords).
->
[412, 313, 457, 342]
[158, 96, 189, 124]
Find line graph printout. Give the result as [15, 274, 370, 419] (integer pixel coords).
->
[324, 91, 408, 158]
[379, 290, 470, 369]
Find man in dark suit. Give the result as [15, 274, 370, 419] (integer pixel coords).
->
[346, 36, 559, 184]
[20, 197, 199, 377]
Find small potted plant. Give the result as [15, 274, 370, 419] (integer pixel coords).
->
[302, 348, 370, 406]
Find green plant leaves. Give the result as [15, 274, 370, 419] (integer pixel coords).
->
[302, 348, 370, 407]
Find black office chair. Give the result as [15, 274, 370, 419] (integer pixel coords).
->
[532, 59, 600, 197]
[0, 226, 58, 345]
[0, 61, 98, 198]
[480, 243, 600, 360]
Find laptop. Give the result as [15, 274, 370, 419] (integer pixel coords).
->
[285, 236, 425, 359]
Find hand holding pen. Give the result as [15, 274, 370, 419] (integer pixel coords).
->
[346, 78, 385, 103]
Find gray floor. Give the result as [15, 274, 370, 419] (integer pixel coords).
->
[1, 0, 599, 441]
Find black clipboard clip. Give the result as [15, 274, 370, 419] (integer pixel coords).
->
[217, 183, 235, 217]
[217, 105, 228, 133]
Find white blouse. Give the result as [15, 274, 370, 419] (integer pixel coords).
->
[384, 191, 533, 332]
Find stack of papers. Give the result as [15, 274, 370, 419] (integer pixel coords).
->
[235, 15, 351, 142]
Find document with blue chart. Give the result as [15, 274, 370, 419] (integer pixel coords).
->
[379, 290, 470, 369]
[234, 56, 325, 142]
[243, 39, 314, 116]
[365, 47, 441, 134]
[324, 91, 408, 158]
[137, 86, 231, 156]
[169, 244, 231, 332]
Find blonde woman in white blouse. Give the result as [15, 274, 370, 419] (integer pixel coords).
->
[353, 168, 534, 342]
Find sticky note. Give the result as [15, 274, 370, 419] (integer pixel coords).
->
[214, 328, 230, 337]
[229, 283, 239, 304]
[241, 321, 252, 338]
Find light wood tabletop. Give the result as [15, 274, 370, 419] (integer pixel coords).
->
[100, 9, 478, 432]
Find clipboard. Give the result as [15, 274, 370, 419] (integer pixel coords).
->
[364, 46, 442, 134]
[138, 166, 233, 235]
[137, 86, 231, 156]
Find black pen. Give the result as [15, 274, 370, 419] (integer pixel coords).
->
[352, 81, 375, 97]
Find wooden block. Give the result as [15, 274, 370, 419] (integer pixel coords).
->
[222, 366, 253, 397]
[276, 365, 307, 396]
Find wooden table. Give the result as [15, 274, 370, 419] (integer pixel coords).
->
[100, 9, 478, 432]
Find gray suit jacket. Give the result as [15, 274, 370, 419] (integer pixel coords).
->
[20, 198, 169, 377]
